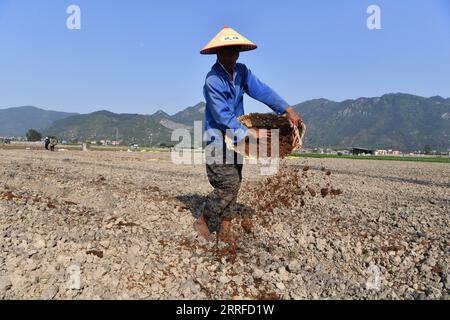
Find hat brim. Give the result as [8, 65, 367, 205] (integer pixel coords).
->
[200, 43, 258, 55]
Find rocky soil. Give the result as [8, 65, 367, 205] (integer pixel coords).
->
[0, 149, 448, 300]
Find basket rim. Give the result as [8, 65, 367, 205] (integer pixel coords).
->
[224, 113, 306, 157]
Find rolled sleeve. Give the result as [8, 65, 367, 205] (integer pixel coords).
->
[244, 67, 289, 115]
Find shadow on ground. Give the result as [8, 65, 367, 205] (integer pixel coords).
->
[176, 193, 255, 232]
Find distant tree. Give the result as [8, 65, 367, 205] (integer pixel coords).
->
[424, 145, 432, 155]
[26, 129, 42, 142]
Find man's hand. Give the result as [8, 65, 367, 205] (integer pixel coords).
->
[285, 106, 303, 128]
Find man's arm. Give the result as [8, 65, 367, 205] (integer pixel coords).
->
[244, 67, 289, 115]
[204, 76, 248, 141]
[244, 67, 303, 126]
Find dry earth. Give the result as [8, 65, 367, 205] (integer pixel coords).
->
[0, 149, 449, 300]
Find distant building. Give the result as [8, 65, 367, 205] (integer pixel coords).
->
[352, 148, 375, 155]
[338, 150, 351, 155]
[375, 150, 387, 156]
[313, 148, 325, 154]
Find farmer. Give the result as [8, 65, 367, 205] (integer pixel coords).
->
[49, 136, 58, 152]
[195, 26, 302, 244]
[44, 137, 50, 150]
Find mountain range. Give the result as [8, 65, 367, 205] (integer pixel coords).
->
[291, 94, 450, 151]
[43, 102, 206, 146]
[0, 106, 76, 137]
[1, 94, 449, 151]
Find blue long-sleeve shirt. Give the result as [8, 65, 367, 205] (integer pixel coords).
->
[203, 62, 289, 146]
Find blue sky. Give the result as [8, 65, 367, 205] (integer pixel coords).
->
[0, 0, 449, 114]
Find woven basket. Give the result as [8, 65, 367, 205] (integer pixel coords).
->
[225, 113, 306, 158]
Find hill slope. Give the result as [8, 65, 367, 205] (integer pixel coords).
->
[293, 93, 450, 151]
[0, 106, 76, 136]
[44, 110, 174, 146]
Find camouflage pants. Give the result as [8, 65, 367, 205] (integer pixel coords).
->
[202, 144, 243, 231]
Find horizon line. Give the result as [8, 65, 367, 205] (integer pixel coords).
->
[1, 92, 449, 115]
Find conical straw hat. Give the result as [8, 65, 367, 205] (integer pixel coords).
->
[200, 26, 257, 55]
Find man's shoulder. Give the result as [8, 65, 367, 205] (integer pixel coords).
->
[205, 70, 225, 88]
[236, 63, 249, 82]
[236, 63, 248, 73]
